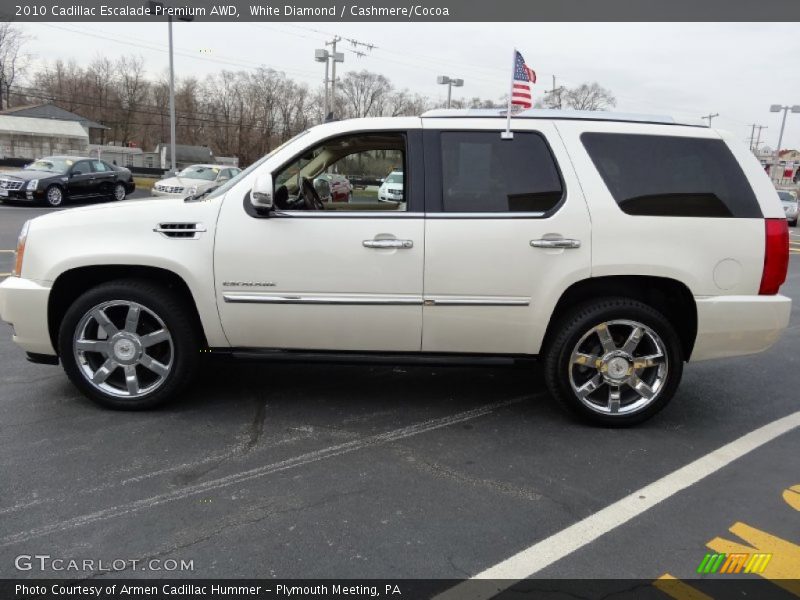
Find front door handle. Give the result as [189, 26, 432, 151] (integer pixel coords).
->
[530, 238, 581, 249]
[363, 239, 414, 249]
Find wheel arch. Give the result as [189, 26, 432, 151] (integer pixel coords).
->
[48, 265, 208, 355]
[543, 275, 698, 360]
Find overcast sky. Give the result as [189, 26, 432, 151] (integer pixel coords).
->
[18, 21, 800, 149]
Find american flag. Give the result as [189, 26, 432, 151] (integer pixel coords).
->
[511, 50, 536, 109]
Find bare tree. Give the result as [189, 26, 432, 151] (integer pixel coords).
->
[337, 70, 391, 119]
[0, 22, 29, 110]
[563, 82, 616, 111]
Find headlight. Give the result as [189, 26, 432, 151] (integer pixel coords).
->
[188, 186, 198, 196]
[26, 179, 38, 190]
[12, 220, 30, 278]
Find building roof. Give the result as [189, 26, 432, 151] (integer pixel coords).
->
[156, 143, 215, 163]
[0, 115, 89, 139]
[420, 108, 708, 128]
[0, 103, 109, 130]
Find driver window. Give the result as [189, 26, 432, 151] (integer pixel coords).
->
[273, 132, 407, 212]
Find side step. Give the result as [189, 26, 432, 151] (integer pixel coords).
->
[221, 348, 536, 368]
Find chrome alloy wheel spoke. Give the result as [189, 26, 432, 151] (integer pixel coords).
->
[73, 300, 173, 399]
[569, 319, 669, 416]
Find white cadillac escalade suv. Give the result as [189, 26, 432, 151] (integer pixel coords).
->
[0, 109, 791, 425]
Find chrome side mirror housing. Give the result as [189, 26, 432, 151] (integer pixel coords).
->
[251, 173, 274, 211]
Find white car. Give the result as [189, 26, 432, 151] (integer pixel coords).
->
[778, 190, 798, 226]
[152, 164, 241, 198]
[0, 110, 791, 425]
[378, 170, 404, 202]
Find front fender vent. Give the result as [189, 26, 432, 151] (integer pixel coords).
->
[154, 222, 207, 239]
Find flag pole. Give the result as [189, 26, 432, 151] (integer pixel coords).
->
[501, 47, 515, 140]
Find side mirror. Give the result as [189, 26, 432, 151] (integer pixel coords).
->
[251, 173, 274, 211]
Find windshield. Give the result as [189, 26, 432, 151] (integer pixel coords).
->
[204, 129, 311, 201]
[25, 157, 71, 174]
[778, 191, 796, 202]
[178, 166, 219, 181]
[385, 172, 403, 184]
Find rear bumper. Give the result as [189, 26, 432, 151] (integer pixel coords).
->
[0, 276, 55, 356]
[691, 294, 791, 361]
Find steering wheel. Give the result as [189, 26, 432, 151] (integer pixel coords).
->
[300, 177, 325, 210]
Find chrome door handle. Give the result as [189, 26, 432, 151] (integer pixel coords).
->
[363, 239, 414, 249]
[530, 238, 581, 249]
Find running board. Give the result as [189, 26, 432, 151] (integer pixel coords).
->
[222, 348, 536, 368]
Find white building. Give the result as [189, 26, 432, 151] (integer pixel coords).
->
[0, 115, 89, 160]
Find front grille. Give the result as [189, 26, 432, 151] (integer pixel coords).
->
[389, 189, 402, 195]
[0, 178, 24, 191]
[156, 184, 185, 194]
[153, 222, 206, 239]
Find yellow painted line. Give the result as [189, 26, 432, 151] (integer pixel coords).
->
[784, 484, 800, 511]
[707, 521, 800, 594]
[0, 273, 11, 277]
[0, 250, 16, 253]
[653, 574, 713, 600]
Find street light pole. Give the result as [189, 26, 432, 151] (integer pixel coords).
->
[168, 15, 176, 173]
[769, 104, 800, 182]
[437, 76, 464, 109]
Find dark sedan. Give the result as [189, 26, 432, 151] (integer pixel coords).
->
[0, 156, 135, 207]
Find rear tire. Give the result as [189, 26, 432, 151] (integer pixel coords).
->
[58, 279, 199, 410]
[543, 297, 683, 426]
[790, 219, 797, 227]
[112, 182, 127, 201]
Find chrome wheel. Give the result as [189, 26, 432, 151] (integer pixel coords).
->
[568, 319, 668, 416]
[113, 183, 126, 201]
[72, 300, 174, 399]
[46, 186, 63, 206]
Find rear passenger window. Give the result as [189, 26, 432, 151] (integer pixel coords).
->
[440, 132, 563, 213]
[581, 133, 761, 218]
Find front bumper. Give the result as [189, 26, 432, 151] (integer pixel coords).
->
[691, 294, 791, 361]
[0, 276, 55, 355]
[0, 188, 40, 202]
[784, 205, 799, 220]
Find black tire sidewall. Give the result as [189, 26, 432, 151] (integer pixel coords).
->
[58, 279, 199, 410]
[545, 298, 683, 426]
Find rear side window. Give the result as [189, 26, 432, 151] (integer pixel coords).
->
[440, 131, 563, 212]
[581, 133, 761, 218]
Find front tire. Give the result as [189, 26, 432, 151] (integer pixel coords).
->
[543, 297, 683, 426]
[44, 185, 65, 207]
[58, 279, 199, 410]
[790, 219, 797, 227]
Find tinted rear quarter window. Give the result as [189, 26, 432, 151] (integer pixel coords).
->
[581, 133, 761, 218]
[440, 131, 563, 213]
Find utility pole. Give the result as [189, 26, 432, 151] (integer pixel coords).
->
[701, 112, 719, 126]
[327, 36, 343, 120]
[748, 124, 756, 150]
[754, 125, 767, 151]
[167, 15, 177, 173]
[544, 75, 564, 109]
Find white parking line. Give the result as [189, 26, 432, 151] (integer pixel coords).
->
[0, 395, 531, 548]
[435, 410, 800, 600]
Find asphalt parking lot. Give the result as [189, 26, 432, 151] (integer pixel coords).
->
[0, 200, 799, 594]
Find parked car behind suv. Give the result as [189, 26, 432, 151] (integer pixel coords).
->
[378, 170, 404, 202]
[0, 156, 135, 207]
[152, 164, 241, 198]
[778, 190, 798, 226]
[0, 110, 791, 425]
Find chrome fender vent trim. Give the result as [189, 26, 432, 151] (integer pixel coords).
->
[153, 223, 207, 239]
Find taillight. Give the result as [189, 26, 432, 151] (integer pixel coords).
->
[759, 218, 789, 295]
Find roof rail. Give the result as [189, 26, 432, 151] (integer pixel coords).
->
[420, 108, 707, 128]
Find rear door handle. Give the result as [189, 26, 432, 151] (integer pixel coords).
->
[530, 238, 581, 249]
[363, 239, 414, 249]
